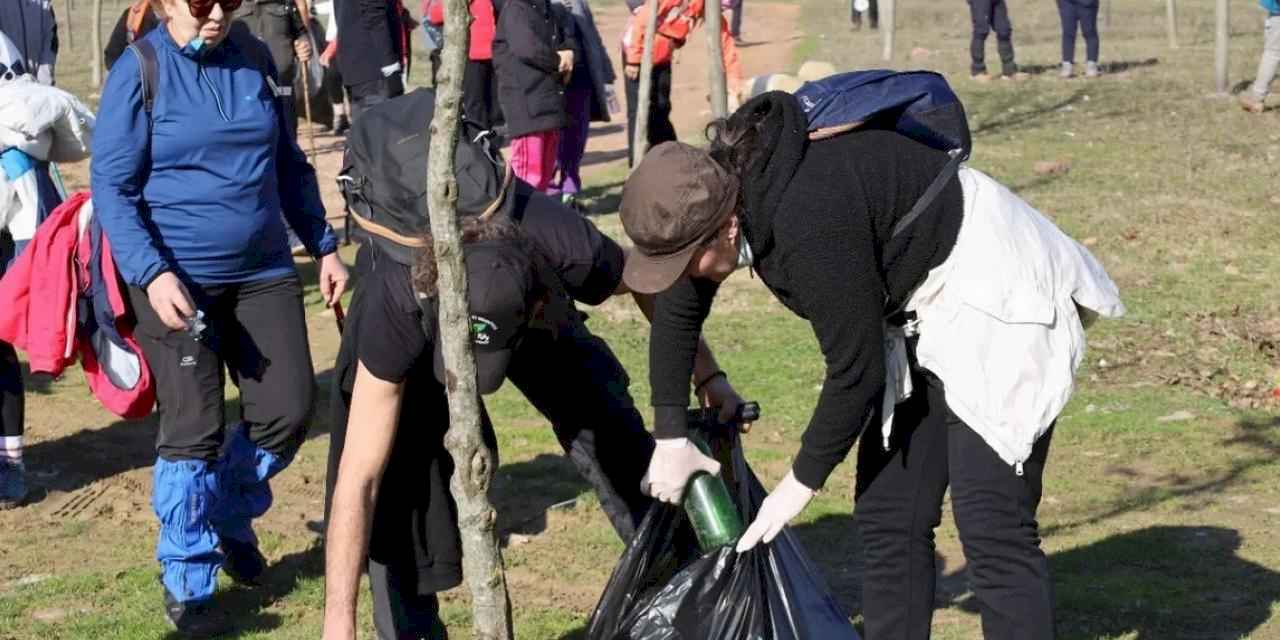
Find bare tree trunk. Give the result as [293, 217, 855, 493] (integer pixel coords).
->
[881, 0, 895, 62]
[706, 0, 728, 118]
[92, 0, 103, 88]
[429, 1, 514, 638]
[1215, 0, 1228, 95]
[1166, 0, 1178, 48]
[633, 0, 660, 168]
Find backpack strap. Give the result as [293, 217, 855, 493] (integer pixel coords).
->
[127, 38, 160, 115]
[889, 148, 964, 239]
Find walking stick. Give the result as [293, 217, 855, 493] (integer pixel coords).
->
[294, 0, 319, 162]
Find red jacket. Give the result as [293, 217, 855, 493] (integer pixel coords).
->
[0, 192, 155, 419]
[424, 0, 495, 61]
[622, 0, 741, 91]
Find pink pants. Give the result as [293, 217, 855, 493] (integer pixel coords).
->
[509, 129, 561, 192]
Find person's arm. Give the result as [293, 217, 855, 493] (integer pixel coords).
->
[783, 222, 887, 491]
[647, 275, 723, 439]
[719, 15, 742, 95]
[323, 362, 405, 640]
[90, 51, 170, 289]
[623, 283, 727, 403]
[494, 1, 560, 72]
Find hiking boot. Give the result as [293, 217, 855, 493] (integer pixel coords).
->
[163, 587, 223, 637]
[1059, 62, 1074, 79]
[971, 72, 993, 83]
[1002, 71, 1031, 82]
[220, 537, 266, 586]
[0, 459, 26, 510]
[1085, 61, 1101, 78]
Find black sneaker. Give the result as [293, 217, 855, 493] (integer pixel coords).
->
[163, 588, 223, 637]
[220, 537, 266, 586]
[334, 114, 351, 136]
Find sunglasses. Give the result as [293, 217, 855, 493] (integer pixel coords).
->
[187, 0, 242, 19]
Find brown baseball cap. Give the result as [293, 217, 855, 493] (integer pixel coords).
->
[620, 142, 740, 294]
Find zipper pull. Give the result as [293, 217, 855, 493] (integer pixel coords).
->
[1014, 460, 1024, 477]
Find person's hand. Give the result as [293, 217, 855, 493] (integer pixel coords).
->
[294, 36, 313, 63]
[557, 50, 575, 74]
[146, 272, 197, 332]
[735, 471, 815, 552]
[640, 438, 721, 504]
[625, 63, 640, 81]
[697, 374, 751, 433]
[318, 253, 350, 308]
[320, 40, 338, 67]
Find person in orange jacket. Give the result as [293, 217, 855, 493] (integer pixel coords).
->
[621, 0, 741, 165]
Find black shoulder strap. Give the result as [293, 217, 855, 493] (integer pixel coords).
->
[890, 148, 964, 239]
[127, 38, 159, 114]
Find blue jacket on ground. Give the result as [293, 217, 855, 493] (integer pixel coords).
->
[1264, 0, 1280, 15]
[91, 26, 337, 288]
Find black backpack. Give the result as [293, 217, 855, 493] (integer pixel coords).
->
[338, 88, 509, 266]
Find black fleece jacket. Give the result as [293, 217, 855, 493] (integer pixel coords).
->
[649, 92, 964, 490]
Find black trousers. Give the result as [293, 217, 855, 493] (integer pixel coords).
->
[855, 370, 1055, 639]
[624, 63, 676, 167]
[370, 559, 450, 640]
[368, 317, 655, 638]
[349, 73, 406, 121]
[0, 234, 22, 440]
[967, 0, 1017, 76]
[128, 275, 316, 462]
[1057, 0, 1100, 64]
[0, 341, 19, 439]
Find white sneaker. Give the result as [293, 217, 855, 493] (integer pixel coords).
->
[1085, 61, 1101, 78]
[1060, 62, 1074, 79]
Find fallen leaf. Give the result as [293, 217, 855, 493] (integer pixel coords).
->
[1082, 236, 1098, 246]
[1157, 410, 1195, 423]
[1225, 264, 1240, 276]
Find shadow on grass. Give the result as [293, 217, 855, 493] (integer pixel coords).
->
[971, 90, 1089, 137]
[579, 180, 626, 217]
[792, 515, 1280, 638]
[160, 541, 325, 639]
[582, 148, 630, 169]
[21, 367, 339, 507]
[492, 453, 593, 544]
[1042, 416, 1280, 538]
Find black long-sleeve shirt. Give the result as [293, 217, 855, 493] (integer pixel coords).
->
[649, 98, 963, 490]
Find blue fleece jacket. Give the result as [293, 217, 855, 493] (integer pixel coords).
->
[91, 26, 336, 288]
[1265, 0, 1280, 15]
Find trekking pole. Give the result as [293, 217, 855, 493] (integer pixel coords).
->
[299, 69, 319, 162]
[294, 0, 320, 161]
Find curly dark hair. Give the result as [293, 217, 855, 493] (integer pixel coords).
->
[704, 102, 771, 213]
[412, 214, 536, 298]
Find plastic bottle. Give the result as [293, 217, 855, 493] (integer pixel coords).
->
[682, 435, 745, 552]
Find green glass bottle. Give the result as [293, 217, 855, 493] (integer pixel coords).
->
[683, 435, 745, 552]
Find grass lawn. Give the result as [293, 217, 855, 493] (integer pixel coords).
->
[2, 0, 1280, 638]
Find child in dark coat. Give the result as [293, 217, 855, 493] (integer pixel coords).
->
[493, 0, 577, 192]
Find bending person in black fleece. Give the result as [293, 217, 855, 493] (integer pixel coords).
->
[619, 92, 1124, 639]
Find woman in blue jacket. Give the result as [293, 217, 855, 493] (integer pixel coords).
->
[91, 0, 348, 633]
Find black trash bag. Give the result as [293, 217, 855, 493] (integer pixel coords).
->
[585, 414, 861, 640]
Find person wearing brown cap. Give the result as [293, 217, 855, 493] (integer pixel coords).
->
[323, 178, 745, 639]
[620, 92, 1122, 638]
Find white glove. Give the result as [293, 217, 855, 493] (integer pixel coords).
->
[735, 470, 815, 553]
[641, 438, 722, 504]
